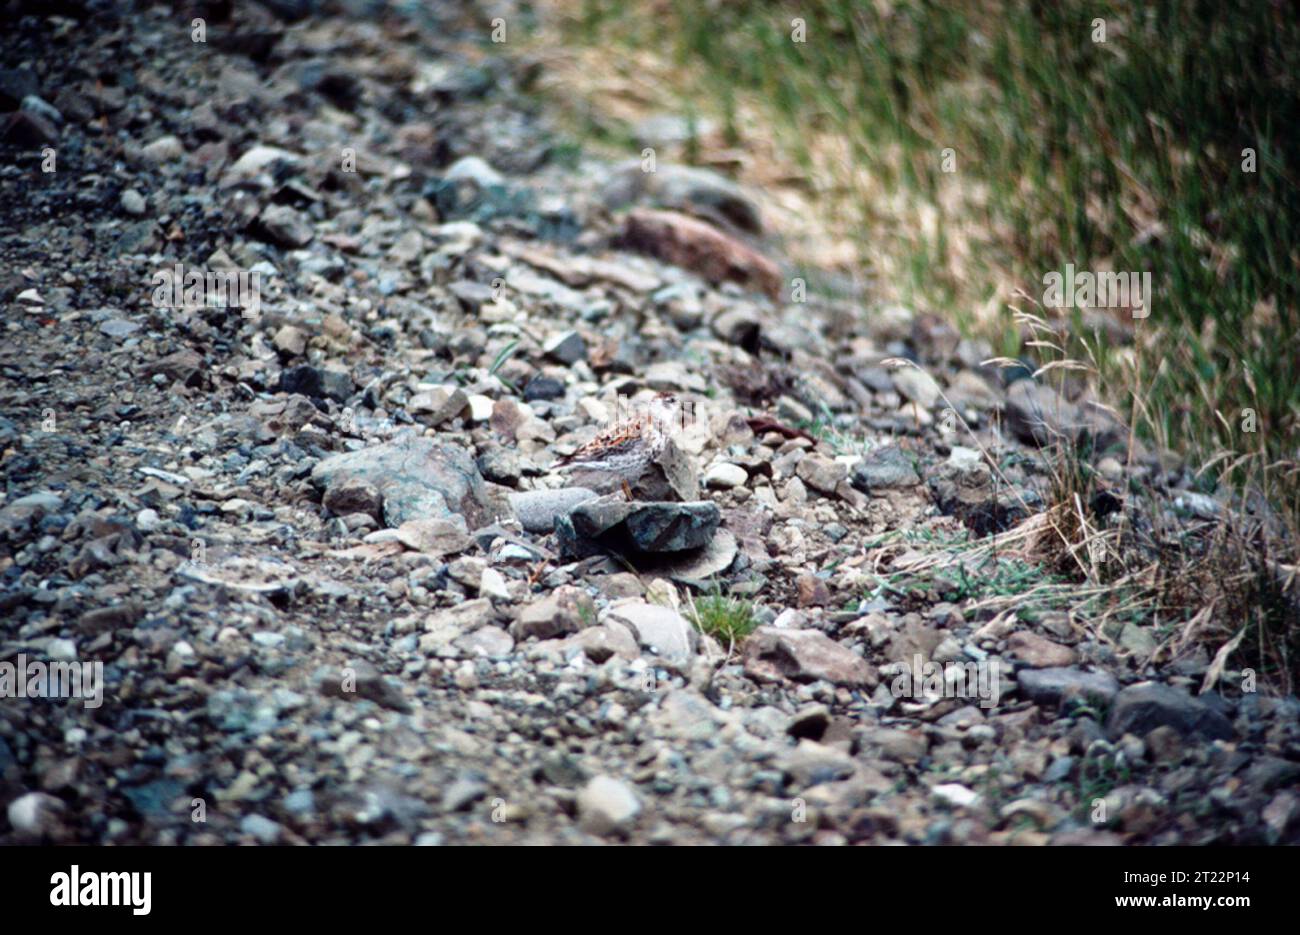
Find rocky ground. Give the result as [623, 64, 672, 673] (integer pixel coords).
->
[2, 0, 1298, 846]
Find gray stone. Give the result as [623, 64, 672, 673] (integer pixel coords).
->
[453, 625, 514, 658]
[796, 454, 849, 496]
[1106, 682, 1234, 741]
[557, 500, 719, 559]
[577, 775, 641, 836]
[279, 364, 354, 403]
[408, 385, 469, 425]
[444, 155, 503, 187]
[273, 324, 308, 356]
[946, 446, 984, 474]
[476, 447, 521, 486]
[258, 204, 314, 248]
[710, 307, 761, 347]
[240, 813, 283, 844]
[704, 462, 747, 489]
[6, 791, 65, 837]
[1016, 667, 1119, 709]
[860, 726, 928, 763]
[785, 704, 831, 740]
[892, 368, 941, 408]
[780, 740, 856, 788]
[507, 487, 598, 533]
[624, 501, 718, 551]
[510, 586, 594, 641]
[743, 627, 878, 688]
[441, 773, 490, 812]
[563, 622, 640, 663]
[393, 518, 472, 556]
[323, 478, 383, 520]
[120, 189, 146, 215]
[602, 160, 763, 235]
[478, 568, 510, 601]
[448, 279, 496, 311]
[99, 319, 141, 338]
[543, 330, 587, 365]
[1118, 621, 1158, 657]
[140, 134, 184, 163]
[647, 437, 699, 502]
[317, 660, 412, 714]
[656, 528, 738, 583]
[851, 445, 920, 491]
[1043, 756, 1075, 783]
[605, 602, 698, 666]
[311, 433, 490, 528]
[1005, 380, 1124, 450]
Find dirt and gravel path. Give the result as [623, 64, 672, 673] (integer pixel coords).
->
[1, 1, 1296, 846]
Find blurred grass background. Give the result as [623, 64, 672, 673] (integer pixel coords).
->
[524, 0, 1300, 518]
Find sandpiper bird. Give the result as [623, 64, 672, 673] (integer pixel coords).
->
[555, 392, 682, 496]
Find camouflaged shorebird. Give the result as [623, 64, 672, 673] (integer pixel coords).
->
[555, 392, 683, 496]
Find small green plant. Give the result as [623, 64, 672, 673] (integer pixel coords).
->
[1072, 747, 1133, 824]
[687, 591, 758, 648]
[488, 338, 520, 395]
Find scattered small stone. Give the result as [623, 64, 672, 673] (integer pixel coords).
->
[140, 134, 184, 163]
[6, 792, 65, 838]
[795, 454, 848, 496]
[577, 776, 641, 836]
[408, 385, 469, 425]
[317, 661, 412, 713]
[891, 368, 942, 409]
[120, 189, 147, 216]
[704, 462, 747, 489]
[240, 814, 283, 844]
[258, 204, 314, 248]
[279, 364, 354, 403]
[795, 574, 831, 608]
[511, 586, 594, 641]
[273, 324, 308, 356]
[931, 783, 981, 809]
[100, 319, 141, 338]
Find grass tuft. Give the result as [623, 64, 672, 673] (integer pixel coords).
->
[687, 591, 759, 648]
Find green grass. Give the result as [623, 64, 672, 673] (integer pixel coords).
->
[865, 554, 1070, 613]
[688, 592, 759, 646]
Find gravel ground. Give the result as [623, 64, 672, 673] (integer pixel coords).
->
[2, 0, 1298, 846]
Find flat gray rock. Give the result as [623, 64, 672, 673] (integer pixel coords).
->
[556, 500, 719, 559]
[311, 433, 490, 528]
[1106, 681, 1234, 741]
[1016, 667, 1119, 708]
[507, 487, 598, 533]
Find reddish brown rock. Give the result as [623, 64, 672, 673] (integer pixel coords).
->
[1007, 631, 1078, 668]
[743, 627, 877, 688]
[622, 208, 781, 300]
[796, 573, 831, 608]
